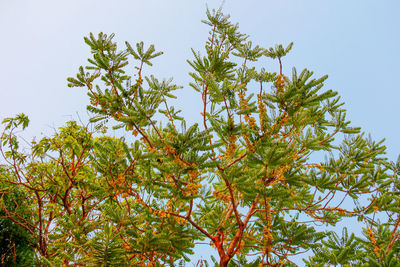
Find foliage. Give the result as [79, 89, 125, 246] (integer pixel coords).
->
[1, 8, 400, 266]
[0, 188, 35, 266]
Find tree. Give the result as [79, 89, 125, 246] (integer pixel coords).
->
[0, 187, 35, 266]
[1, 8, 400, 266]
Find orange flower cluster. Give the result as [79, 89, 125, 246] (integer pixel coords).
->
[162, 109, 174, 122]
[268, 164, 290, 185]
[187, 169, 200, 180]
[257, 94, 267, 132]
[133, 194, 146, 206]
[272, 113, 289, 139]
[122, 241, 132, 251]
[174, 156, 190, 168]
[148, 205, 188, 225]
[263, 201, 273, 256]
[280, 112, 289, 124]
[150, 208, 168, 219]
[166, 132, 175, 142]
[135, 250, 160, 267]
[242, 133, 255, 153]
[367, 227, 381, 258]
[182, 183, 202, 197]
[127, 124, 140, 137]
[163, 144, 177, 157]
[116, 174, 125, 185]
[246, 116, 257, 130]
[90, 97, 100, 106]
[274, 74, 287, 93]
[213, 190, 231, 204]
[113, 110, 123, 120]
[238, 89, 257, 130]
[226, 135, 237, 159]
[174, 217, 188, 225]
[306, 163, 325, 171]
[111, 173, 127, 196]
[238, 89, 246, 105]
[325, 207, 352, 216]
[147, 145, 158, 153]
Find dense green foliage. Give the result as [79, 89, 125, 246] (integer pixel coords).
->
[0, 188, 35, 266]
[1, 8, 400, 266]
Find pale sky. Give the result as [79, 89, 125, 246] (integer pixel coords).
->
[1, 0, 400, 264]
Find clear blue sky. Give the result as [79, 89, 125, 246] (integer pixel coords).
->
[1, 0, 400, 264]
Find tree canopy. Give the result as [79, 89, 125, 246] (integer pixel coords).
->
[1, 8, 400, 266]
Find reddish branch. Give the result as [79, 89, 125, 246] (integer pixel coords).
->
[217, 194, 260, 266]
[386, 204, 400, 254]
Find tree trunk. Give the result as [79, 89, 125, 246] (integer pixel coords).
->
[219, 256, 230, 267]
